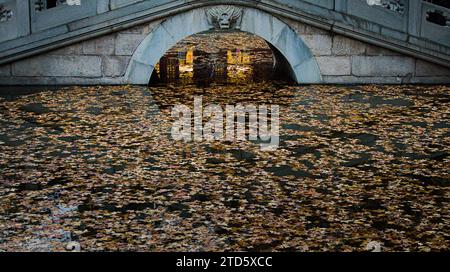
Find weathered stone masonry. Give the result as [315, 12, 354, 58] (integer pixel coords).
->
[1, 16, 449, 85]
[0, 21, 162, 85]
[0, 0, 449, 85]
[284, 19, 450, 84]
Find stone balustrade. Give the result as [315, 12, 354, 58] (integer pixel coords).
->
[0, 0, 448, 63]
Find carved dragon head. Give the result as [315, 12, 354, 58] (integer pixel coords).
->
[207, 5, 243, 29]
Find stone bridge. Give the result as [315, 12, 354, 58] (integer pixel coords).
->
[0, 0, 449, 85]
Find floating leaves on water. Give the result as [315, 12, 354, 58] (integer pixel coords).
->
[0, 84, 448, 252]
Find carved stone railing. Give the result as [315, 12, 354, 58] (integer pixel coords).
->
[0, 4, 13, 22]
[35, 0, 68, 12]
[421, 1, 450, 45]
[424, 2, 450, 27]
[334, 0, 408, 38]
[365, 0, 405, 14]
[0, 0, 449, 67]
[0, 0, 29, 43]
[30, 0, 95, 32]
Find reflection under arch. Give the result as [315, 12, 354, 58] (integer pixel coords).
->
[124, 6, 322, 85]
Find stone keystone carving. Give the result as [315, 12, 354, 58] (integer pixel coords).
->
[206, 5, 243, 29]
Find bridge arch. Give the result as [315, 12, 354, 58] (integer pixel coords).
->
[124, 6, 322, 85]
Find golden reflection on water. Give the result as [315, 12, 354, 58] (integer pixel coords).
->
[152, 31, 274, 86]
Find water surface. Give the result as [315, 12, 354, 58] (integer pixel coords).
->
[0, 84, 448, 251]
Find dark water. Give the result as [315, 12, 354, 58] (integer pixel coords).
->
[0, 84, 449, 252]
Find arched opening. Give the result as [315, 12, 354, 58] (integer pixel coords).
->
[125, 6, 322, 85]
[148, 30, 295, 86]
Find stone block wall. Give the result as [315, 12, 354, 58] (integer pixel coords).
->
[0, 20, 161, 85]
[0, 17, 449, 85]
[285, 18, 450, 84]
